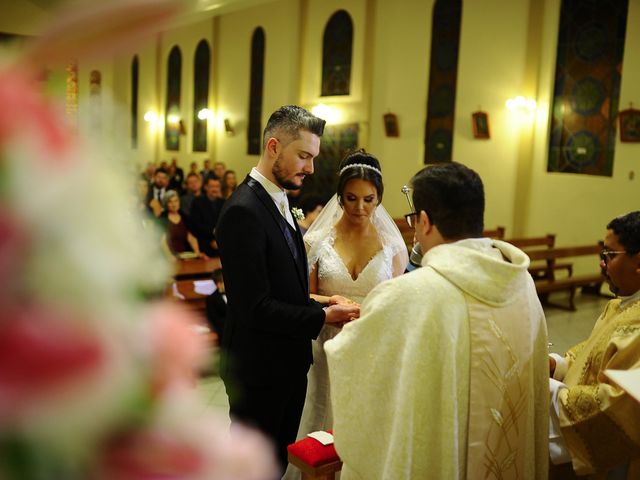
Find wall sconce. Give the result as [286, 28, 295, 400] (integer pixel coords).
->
[311, 103, 341, 125]
[224, 118, 235, 136]
[197, 108, 213, 121]
[506, 96, 537, 112]
[143, 110, 159, 126]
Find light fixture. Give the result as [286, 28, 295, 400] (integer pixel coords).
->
[167, 113, 181, 126]
[197, 108, 213, 121]
[224, 118, 235, 136]
[143, 111, 158, 123]
[506, 96, 537, 112]
[311, 103, 341, 125]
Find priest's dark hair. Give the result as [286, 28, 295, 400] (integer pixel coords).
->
[262, 105, 326, 149]
[607, 211, 640, 255]
[411, 162, 484, 240]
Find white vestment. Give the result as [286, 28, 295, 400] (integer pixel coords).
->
[325, 238, 549, 480]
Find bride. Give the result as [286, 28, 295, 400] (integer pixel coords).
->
[284, 150, 408, 479]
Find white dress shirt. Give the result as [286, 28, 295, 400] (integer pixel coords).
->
[249, 168, 296, 229]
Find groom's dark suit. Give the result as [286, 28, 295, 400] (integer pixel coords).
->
[216, 175, 325, 471]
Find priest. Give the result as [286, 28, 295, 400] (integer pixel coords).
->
[326, 162, 549, 480]
[549, 211, 640, 479]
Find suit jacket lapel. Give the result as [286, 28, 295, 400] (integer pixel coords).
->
[245, 177, 307, 290]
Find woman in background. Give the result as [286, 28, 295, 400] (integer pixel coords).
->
[159, 190, 204, 260]
[221, 170, 237, 199]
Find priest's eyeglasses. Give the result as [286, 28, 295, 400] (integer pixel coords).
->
[599, 249, 627, 264]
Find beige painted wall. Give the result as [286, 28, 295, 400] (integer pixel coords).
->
[368, 0, 432, 216]
[215, 0, 301, 180]
[8, 0, 637, 246]
[526, 0, 640, 257]
[0, 1, 49, 35]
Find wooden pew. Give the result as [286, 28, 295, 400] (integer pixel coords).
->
[525, 244, 604, 310]
[483, 226, 506, 239]
[506, 234, 572, 279]
[393, 219, 505, 252]
[174, 257, 221, 280]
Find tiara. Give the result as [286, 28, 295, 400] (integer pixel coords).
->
[339, 163, 382, 176]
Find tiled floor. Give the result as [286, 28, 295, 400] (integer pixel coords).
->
[544, 291, 612, 355]
[197, 290, 613, 417]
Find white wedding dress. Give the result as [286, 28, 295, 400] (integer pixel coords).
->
[283, 228, 396, 479]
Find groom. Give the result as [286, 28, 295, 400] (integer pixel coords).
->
[216, 105, 359, 474]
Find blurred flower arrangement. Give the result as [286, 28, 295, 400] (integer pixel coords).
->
[0, 1, 277, 479]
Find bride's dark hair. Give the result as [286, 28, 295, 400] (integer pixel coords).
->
[337, 149, 384, 203]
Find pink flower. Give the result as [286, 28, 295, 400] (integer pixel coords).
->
[0, 211, 28, 302]
[0, 68, 73, 156]
[0, 305, 104, 423]
[145, 302, 209, 394]
[99, 429, 205, 479]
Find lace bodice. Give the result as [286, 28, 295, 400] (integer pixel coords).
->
[313, 229, 395, 304]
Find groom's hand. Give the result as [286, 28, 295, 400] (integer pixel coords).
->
[324, 304, 360, 325]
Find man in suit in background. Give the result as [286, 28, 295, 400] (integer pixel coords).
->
[190, 177, 224, 256]
[216, 105, 359, 474]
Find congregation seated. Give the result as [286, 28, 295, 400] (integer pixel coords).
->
[180, 172, 203, 216]
[146, 167, 169, 217]
[167, 157, 184, 194]
[189, 177, 225, 257]
[221, 169, 237, 199]
[159, 190, 204, 261]
[213, 161, 226, 181]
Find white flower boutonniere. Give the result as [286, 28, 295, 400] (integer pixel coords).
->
[291, 207, 305, 221]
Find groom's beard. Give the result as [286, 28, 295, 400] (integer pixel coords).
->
[272, 154, 303, 190]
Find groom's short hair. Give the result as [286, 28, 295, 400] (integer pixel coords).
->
[411, 162, 484, 240]
[262, 105, 326, 149]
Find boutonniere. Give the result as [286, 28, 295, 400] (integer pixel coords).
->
[291, 207, 305, 221]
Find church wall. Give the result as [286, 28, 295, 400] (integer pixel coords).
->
[215, 0, 301, 179]
[525, 0, 640, 266]
[367, 0, 433, 217]
[299, 0, 369, 124]
[112, 41, 160, 169]
[0, 1, 49, 36]
[7, 0, 637, 246]
[157, 19, 215, 169]
[454, 0, 532, 235]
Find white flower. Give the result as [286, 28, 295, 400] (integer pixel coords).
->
[291, 207, 305, 221]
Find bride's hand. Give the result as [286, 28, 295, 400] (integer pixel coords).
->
[329, 295, 359, 307]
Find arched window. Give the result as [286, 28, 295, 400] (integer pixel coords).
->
[165, 45, 182, 151]
[247, 27, 265, 155]
[424, 0, 462, 163]
[321, 10, 353, 96]
[548, 0, 628, 176]
[193, 40, 210, 152]
[131, 56, 139, 148]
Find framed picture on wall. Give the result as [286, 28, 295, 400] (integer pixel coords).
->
[619, 108, 640, 142]
[472, 111, 490, 139]
[383, 113, 399, 137]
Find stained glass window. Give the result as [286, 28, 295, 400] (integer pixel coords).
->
[165, 45, 182, 152]
[247, 28, 265, 155]
[321, 10, 353, 96]
[548, 0, 628, 176]
[424, 0, 462, 163]
[193, 40, 210, 152]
